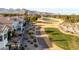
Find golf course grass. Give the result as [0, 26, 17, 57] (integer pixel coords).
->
[45, 28, 79, 50]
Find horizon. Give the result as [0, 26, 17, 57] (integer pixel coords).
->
[1, 8, 79, 15]
[28, 8, 79, 15]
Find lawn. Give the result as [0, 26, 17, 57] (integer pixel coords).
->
[45, 28, 79, 50]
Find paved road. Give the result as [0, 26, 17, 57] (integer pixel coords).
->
[8, 21, 49, 50]
[20, 22, 41, 50]
[36, 31, 41, 35]
[36, 37, 49, 49]
[35, 26, 49, 49]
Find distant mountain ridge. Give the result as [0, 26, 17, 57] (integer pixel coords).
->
[0, 8, 56, 16]
[0, 8, 25, 14]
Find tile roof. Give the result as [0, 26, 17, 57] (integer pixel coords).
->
[0, 24, 6, 32]
[0, 16, 24, 31]
[0, 17, 13, 31]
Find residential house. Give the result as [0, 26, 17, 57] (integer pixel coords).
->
[0, 16, 25, 49]
[12, 17, 25, 34]
[0, 24, 8, 49]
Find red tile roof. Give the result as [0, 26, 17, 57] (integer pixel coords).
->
[0, 17, 13, 31]
[0, 24, 6, 32]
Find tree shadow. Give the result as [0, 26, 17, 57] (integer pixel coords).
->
[46, 30, 54, 33]
[51, 32, 60, 35]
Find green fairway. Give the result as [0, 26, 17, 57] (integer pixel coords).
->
[45, 28, 79, 50]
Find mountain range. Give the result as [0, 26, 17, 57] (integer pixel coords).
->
[0, 8, 56, 16]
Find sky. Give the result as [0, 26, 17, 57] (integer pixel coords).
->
[28, 8, 79, 15]
[0, 0, 79, 14]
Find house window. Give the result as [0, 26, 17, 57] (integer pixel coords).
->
[0, 36, 2, 41]
[4, 33, 7, 40]
[17, 28, 21, 31]
[19, 21, 22, 24]
[22, 28, 24, 32]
